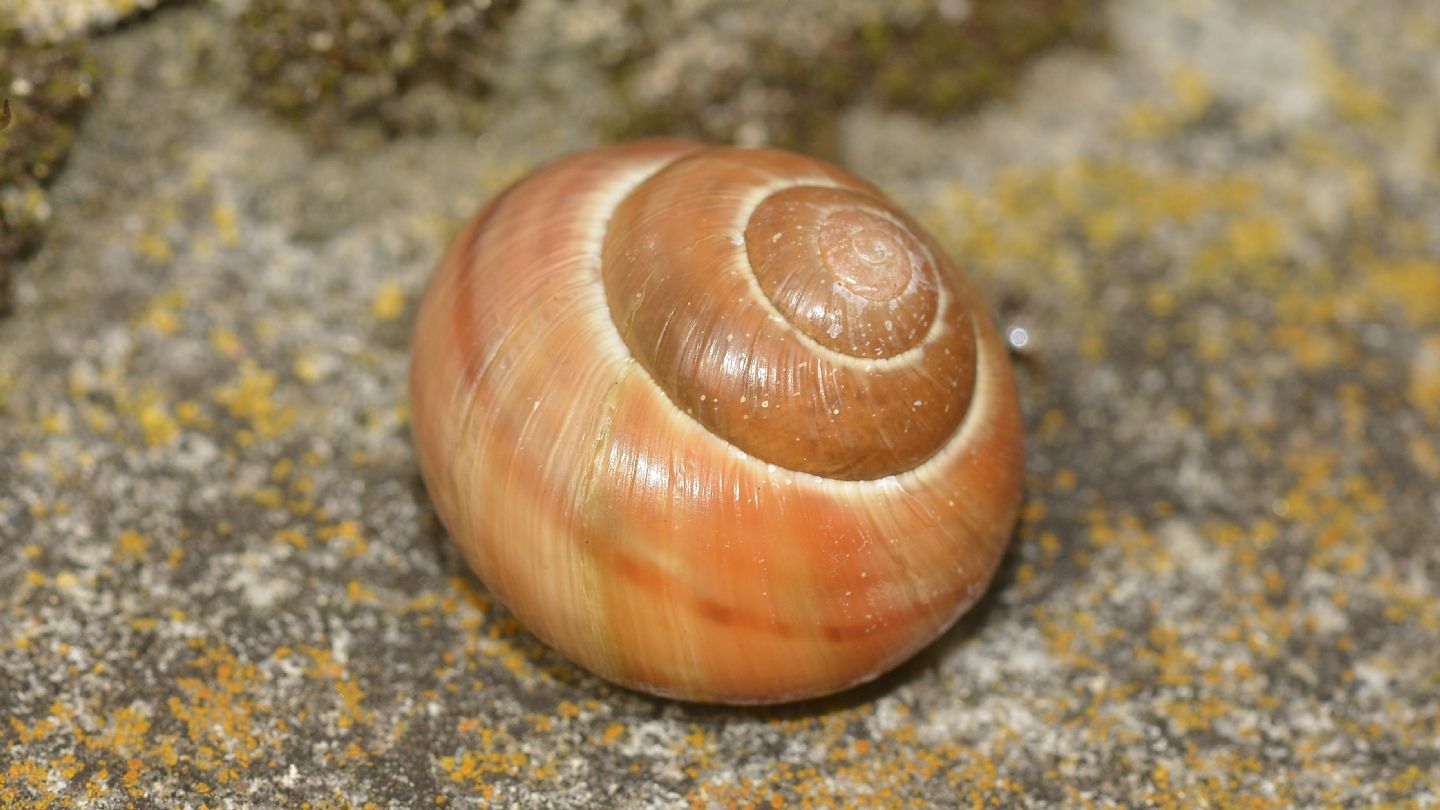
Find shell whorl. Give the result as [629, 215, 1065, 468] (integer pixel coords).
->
[409, 139, 1024, 704]
[600, 147, 977, 480]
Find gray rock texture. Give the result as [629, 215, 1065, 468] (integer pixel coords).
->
[2, 0, 1439, 807]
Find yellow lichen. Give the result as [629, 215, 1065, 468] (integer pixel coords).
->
[116, 531, 150, 560]
[370, 282, 408, 322]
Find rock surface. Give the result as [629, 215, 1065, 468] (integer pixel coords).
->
[2, 0, 1438, 807]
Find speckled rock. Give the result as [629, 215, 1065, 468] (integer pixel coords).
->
[234, 0, 519, 141]
[4, 0, 180, 42]
[2, 1, 1439, 808]
[0, 32, 100, 311]
[514, 0, 1103, 156]
[227, 0, 1098, 154]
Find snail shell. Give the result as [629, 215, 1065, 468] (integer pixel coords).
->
[410, 140, 1024, 704]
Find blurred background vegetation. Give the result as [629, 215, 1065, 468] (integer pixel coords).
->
[0, 0, 1104, 309]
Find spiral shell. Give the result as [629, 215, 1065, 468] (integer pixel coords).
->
[410, 140, 1024, 704]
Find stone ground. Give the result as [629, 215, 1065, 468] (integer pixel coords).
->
[3, 0, 1440, 807]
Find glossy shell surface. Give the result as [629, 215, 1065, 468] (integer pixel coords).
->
[410, 140, 1024, 703]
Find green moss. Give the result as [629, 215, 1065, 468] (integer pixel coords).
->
[604, 0, 1106, 156]
[236, 0, 520, 140]
[0, 32, 100, 312]
[868, 0, 1105, 119]
[599, 18, 847, 157]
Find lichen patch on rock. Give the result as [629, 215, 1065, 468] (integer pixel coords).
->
[2, 1, 1439, 807]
